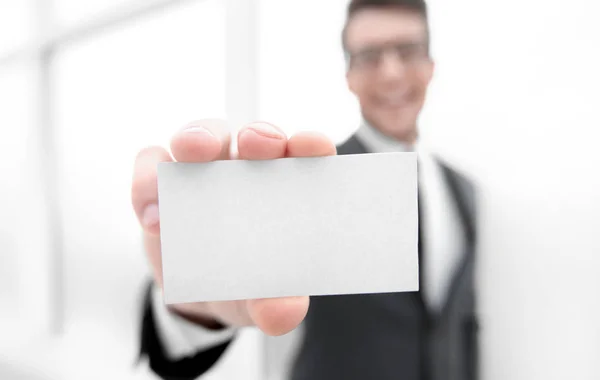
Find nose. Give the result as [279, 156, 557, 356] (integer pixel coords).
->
[378, 51, 407, 81]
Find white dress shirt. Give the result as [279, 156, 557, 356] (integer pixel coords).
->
[153, 122, 466, 359]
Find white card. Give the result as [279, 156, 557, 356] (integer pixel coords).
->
[158, 152, 419, 304]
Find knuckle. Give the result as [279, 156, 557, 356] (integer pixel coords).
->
[135, 145, 155, 160]
[131, 171, 157, 206]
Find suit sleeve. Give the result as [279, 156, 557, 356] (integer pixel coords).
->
[139, 281, 234, 380]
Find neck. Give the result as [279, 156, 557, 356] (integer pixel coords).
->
[356, 120, 417, 153]
[396, 128, 418, 146]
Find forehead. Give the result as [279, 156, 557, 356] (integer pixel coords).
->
[345, 8, 427, 50]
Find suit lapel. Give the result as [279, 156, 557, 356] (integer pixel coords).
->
[336, 135, 368, 155]
[434, 157, 477, 317]
[436, 159, 476, 246]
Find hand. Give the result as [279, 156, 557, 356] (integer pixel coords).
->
[131, 119, 336, 336]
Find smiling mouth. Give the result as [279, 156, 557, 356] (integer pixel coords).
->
[375, 90, 413, 108]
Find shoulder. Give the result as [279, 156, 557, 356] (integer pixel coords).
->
[437, 158, 476, 199]
[336, 134, 368, 155]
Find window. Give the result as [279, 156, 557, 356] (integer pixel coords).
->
[53, 0, 226, 363]
[0, 1, 35, 56]
[0, 1, 263, 379]
[0, 62, 45, 337]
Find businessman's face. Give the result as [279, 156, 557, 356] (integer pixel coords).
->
[345, 8, 434, 143]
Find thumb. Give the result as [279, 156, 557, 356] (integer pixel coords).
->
[247, 296, 310, 336]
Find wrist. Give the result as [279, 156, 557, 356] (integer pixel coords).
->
[168, 304, 226, 330]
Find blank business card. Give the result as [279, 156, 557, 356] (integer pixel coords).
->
[157, 152, 419, 304]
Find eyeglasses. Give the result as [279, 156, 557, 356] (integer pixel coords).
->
[346, 41, 430, 72]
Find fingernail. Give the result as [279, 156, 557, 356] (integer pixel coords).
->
[142, 203, 160, 227]
[183, 126, 215, 136]
[244, 122, 285, 139]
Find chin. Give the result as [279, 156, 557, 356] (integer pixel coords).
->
[369, 106, 419, 141]
[378, 120, 417, 142]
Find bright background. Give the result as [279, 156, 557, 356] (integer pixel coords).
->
[0, 0, 599, 379]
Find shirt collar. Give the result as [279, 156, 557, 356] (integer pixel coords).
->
[355, 121, 414, 154]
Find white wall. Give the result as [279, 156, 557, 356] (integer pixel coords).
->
[427, 1, 600, 379]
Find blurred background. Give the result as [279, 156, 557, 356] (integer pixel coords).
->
[0, 0, 599, 379]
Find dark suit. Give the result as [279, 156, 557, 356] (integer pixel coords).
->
[139, 134, 479, 380]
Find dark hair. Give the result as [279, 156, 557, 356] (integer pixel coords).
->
[342, 0, 429, 52]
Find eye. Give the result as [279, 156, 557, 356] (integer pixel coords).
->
[396, 42, 427, 61]
[352, 48, 381, 67]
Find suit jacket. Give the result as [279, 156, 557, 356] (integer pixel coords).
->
[139, 134, 479, 380]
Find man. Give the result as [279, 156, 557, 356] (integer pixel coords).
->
[132, 0, 479, 379]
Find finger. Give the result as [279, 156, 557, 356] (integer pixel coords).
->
[237, 122, 288, 160]
[247, 296, 310, 336]
[131, 146, 173, 235]
[286, 131, 337, 157]
[237, 130, 331, 335]
[170, 119, 231, 163]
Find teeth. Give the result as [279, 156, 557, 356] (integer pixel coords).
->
[379, 90, 409, 107]
[380, 95, 408, 107]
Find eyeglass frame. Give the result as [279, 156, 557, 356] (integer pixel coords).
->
[344, 39, 431, 73]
